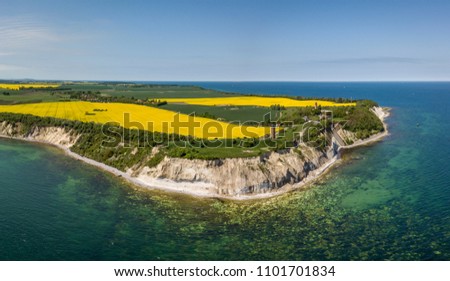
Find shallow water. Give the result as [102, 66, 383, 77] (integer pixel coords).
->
[0, 82, 449, 260]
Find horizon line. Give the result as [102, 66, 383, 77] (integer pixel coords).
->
[1, 79, 450, 83]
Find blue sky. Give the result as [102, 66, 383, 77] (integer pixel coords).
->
[1, 0, 449, 81]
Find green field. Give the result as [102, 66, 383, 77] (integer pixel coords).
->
[109, 87, 230, 99]
[1, 82, 231, 105]
[0, 91, 70, 104]
[160, 103, 278, 123]
[65, 83, 232, 99]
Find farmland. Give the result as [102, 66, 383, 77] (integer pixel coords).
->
[0, 81, 383, 162]
[66, 83, 232, 99]
[0, 83, 60, 90]
[160, 103, 278, 123]
[0, 82, 232, 105]
[0, 81, 372, 143]
[163, 96, 356, 107]
[0, 101, 269, 139]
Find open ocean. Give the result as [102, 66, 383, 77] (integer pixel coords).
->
[0, 82, 449, 260]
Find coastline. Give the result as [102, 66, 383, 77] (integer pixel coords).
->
[338, 106, 390, 151]
[0, 134, 222, 199]
[0, 107, 390, 200]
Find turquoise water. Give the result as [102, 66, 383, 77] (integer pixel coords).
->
[1, 82, 449, 260]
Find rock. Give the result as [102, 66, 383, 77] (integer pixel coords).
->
[134, 145, 334, 196]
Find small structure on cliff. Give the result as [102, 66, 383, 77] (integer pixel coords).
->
[270, 123, 277, 140]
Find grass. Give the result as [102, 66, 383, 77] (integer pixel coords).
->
[0, 91, 70, 104]
[0, 101, 270, 139]
[68, 83, 232, 99]
[1, 83, 232, 100]
[163, 96, 356, 107]
[160, 103, 278, 123]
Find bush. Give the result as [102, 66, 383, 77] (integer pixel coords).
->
[344, 107, 384, 137]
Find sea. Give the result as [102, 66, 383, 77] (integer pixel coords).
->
[0, 82, 449, 260]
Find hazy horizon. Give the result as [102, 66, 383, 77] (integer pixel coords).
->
[2, 79, 450, 83]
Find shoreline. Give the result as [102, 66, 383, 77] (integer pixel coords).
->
[0, 107, 390, 200]
[339, 106, 390, 151]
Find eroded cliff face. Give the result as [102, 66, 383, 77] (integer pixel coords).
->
[0, 122, 79, 148]
[0, 121, 336, 197]
[130, 146, 336, 196]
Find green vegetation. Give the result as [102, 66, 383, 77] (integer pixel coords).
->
[0, 113, 279, 170]
[160, 103, 278, 123]
[343, 107, 384, 139]
[64, 90, 170, 107]
[0, 112, 178, 170]
[0, 81, 385, 164]
[67, 83, 232, 99]
[280, 99, 384, 141]
[0, 82, 231, 105]
[0, 90, 70, 104]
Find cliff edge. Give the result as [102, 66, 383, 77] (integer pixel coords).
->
[0, 107, 389, 199]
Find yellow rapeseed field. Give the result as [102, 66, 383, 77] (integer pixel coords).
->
[164, 96, 356, 107]
[0, 101, 269, 139]
[0, 83, 60, 90]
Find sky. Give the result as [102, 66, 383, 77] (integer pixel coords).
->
[1, 0, 450, 81]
